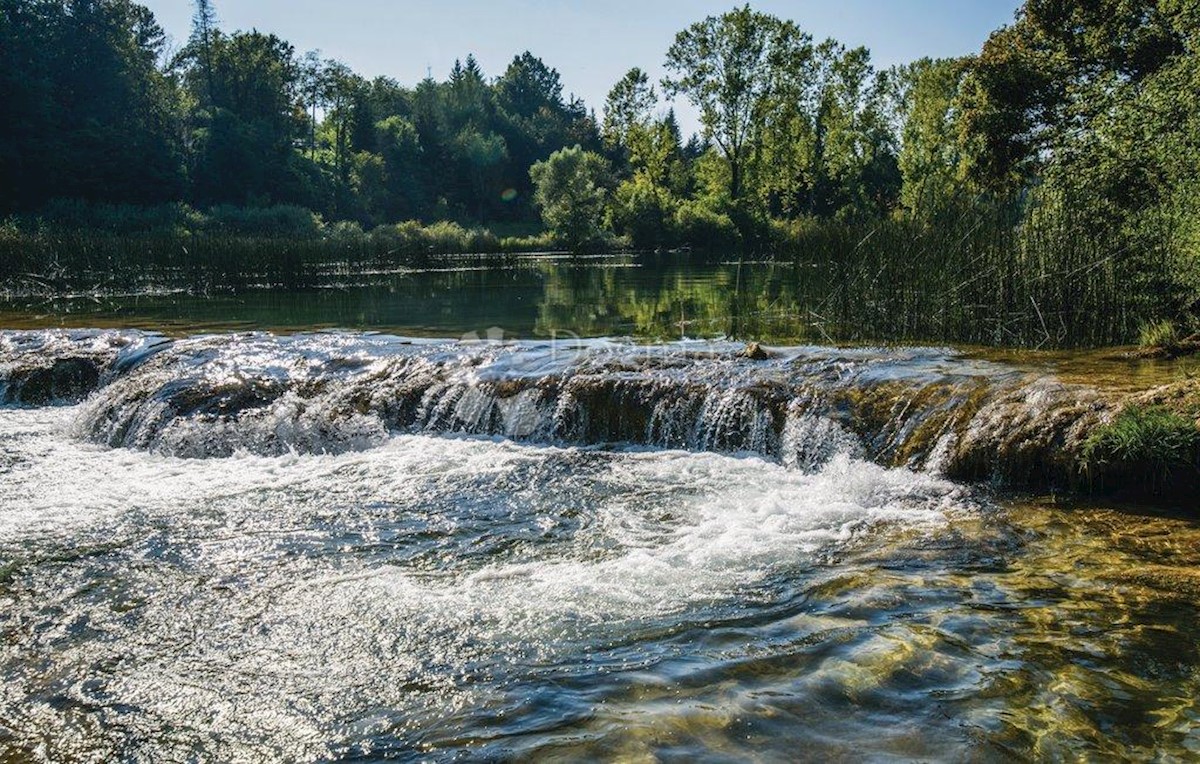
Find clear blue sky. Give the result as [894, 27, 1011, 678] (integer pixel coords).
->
[142, 0, 1021, 135]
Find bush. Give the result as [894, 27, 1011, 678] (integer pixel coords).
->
[205, 204, 325, 238]
[368, 220, 500, 254]
[499, 231, 559, 253]
[530, 145, 613, 252]
[608, 178, 677, 250]
[672, 200, 742, 252]
[36, 199, 203, 235]
[1139, 319, 1180, 350]
[325, 220, 366, 242]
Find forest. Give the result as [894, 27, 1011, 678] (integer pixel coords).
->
[1, 0, 1199, 347]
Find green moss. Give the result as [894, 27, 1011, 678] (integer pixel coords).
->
[1081, 405, 1200, 493]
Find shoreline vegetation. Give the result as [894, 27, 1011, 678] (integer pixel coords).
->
[3, 2, 1198, 350]
[2, 192, 1195, 351]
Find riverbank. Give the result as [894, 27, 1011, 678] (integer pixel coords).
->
[5, 194, 1197, 350]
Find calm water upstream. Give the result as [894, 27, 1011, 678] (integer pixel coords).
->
[0, 253, 815, 340]
[1, 257, 1198, 761]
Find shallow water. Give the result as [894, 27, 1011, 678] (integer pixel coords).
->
[0, 329, 1198, 761]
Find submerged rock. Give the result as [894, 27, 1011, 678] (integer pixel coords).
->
[0, 330, 147, 405]
[743, 342, 770, 360]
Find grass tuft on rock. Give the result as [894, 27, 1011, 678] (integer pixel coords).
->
[1080, 405, 1200, 495]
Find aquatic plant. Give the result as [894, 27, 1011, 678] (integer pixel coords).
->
[1080, 405, 1200, 494]
[1139, 320, 1180, 351]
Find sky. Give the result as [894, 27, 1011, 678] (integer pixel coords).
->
[141, 0, 1022, 136]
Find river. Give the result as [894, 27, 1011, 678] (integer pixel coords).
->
[0, 256, 1197, 761]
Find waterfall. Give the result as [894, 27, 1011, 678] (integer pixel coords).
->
[0, 329, 1120, 490]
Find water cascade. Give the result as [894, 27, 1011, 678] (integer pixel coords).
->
[0, 329, 1152, 491]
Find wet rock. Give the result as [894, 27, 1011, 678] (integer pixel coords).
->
[6, 358, 102, 405]
[743, 342, 770, 360]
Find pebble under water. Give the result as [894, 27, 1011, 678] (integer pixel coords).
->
[1, 331, 1199, 761]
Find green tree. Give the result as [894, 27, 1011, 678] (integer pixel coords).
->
[956, 0, 1188, 190]
[662, 5, 811, 200]
[180, 29, 309, 205]
[890, 58, 968, 217]
[496, 53, 601, 217]
[530, 146, 613, 251]
[355, 115, 424, 222]
[0, 0, 183, 210]
[809, 44, 900, 220]
[603, 68, 657, 151]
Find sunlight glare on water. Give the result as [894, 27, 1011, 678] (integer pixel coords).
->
[1, 331, 1199, 761]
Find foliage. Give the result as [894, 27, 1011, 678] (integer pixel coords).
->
[1139, 320, 1180, 350]
[206, 205, 324, 237]
[2, 0, 1200, 346]
[0, 0, 183, 210]
[530, 146, 614, 251]
[369, 220, 500, 254]
[888, 58, 968, 218]
[608, 178, 678, 250]
[673, 200, 742, 253]
[663, 6, 812, 200]
[34, 200, 204, 236]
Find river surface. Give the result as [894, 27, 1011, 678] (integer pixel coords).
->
[0, 258, 1198, 762]
[0, 253, 820, 340]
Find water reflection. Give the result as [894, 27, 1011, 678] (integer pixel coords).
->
[0, 254, 817, 341]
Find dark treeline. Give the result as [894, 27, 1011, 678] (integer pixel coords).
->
[0, 0, 599, 226]
[1, 0, 1199, 346]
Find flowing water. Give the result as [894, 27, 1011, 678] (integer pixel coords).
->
[0, 327, 1197, 762]
[1, 255, 1198, 761]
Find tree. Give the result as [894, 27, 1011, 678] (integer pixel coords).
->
[662, 6, 811, 200]
[603, 68, 657, 150]
[190, 0, 218, 104]
[355, 115, 424, 222]
[180, 29, 308, 205]
[809, 45, 900, 220]
[299, 51, 326, 160]
[0, 0, 183, 210]
[890, 58, 967, 216]
[495, 52, 601, 219]
[956, 0, 1188, 189]
[530, 146, 613, 251]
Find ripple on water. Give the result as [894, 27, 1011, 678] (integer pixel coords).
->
[1, 402, 1199, 760]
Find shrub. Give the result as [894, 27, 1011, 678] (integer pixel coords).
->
[672, 200, 742, 252]
[37, 199, 203, 235]
[206, 204, 324, 237]
[499, 231, 559, 253]
[608, 178, 677, 250]
[530, 146, 613, 252]
[326, 220, 366, 242]
[368, 220, 499, 254]
[1139, 319, 1180, 350]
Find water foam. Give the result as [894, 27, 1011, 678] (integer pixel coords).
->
[0, 402, 968, 760]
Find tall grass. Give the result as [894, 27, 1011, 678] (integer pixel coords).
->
[0, 204, 538, 295]
[774, 188, 1188, 347]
